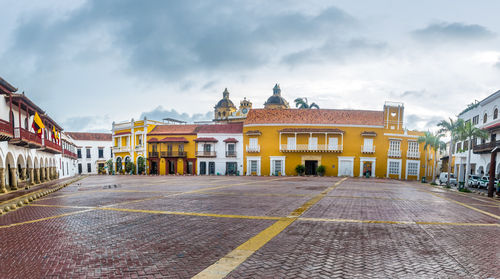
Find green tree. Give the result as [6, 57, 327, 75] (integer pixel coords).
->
[106, 159, 114, 174]
[418, 131, 434, 180]
[430, 134, 447, 184]
[294, 98, 319, 109]
[457, 121, 488, 187]
[137, 157, 146, 174]
[437, 118, 464, 186]
[125, 161, 136, 174]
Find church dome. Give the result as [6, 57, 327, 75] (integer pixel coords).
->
[264, 84, 290, 109]
[215, 88, 236, 109]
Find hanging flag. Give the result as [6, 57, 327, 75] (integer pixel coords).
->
[32, 112, 45, 137]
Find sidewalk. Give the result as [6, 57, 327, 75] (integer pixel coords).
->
[0, 175, 85, 206]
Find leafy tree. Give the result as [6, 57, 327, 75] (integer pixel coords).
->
[418, 131, 434, 180]
[106, 159, 114, 174]
[294, 98, 319, 109]
[125, 161, 136, 174]
[418, 131, 445, 183]
[137, 157, 146, 174]
[457, 121, 488, 187]
[437, 118, 463, 186]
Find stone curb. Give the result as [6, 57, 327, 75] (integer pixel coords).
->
[0, 176, 86, 216]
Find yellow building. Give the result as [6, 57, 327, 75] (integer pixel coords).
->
[112, 117, 163, 173]
[213, 88, 252, 122]
[146, 124, 198, 175]
[243, 91, 427, 180]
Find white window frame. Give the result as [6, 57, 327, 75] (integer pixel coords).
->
[359, 157, 376, 178]
[328, 137, 338, 150]
[387, 159, 402, 179]
[287, 137, 296, 150]
[246, 156, 261, 176]
[269, 156, 286, 176]
[389, 140, 401, 152]
[249, 138, 258, 147]
[308, 137, 318, 150]
[406, 160, 420, 180]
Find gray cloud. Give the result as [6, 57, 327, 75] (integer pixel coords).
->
[140, 106, 212, 122]
[5, 1, 357, 79]
[413, 22, 495, 42]
[495, 58, 500, 69]
[62, 115, 112, 133]
[405, 114, 443, 131]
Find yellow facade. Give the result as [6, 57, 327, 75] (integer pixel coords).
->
[243, 102, 427, 180]
[112, 118, 163, 173]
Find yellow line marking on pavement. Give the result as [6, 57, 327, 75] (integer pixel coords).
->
[467, 203, 500, 208]
[0, 209, 92, 229]
[98, 207, 282, 220]
[420, 188, 500, 220]
[39, 189, 183, 200]
[193, 177, 348, 279]
[298, 217, 499, 227]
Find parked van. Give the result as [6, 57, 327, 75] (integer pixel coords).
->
[438, 173, 457, 186]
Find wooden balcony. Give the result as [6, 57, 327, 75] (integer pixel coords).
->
[387, 150, 401, 158]
[280, 144, 343, 152]
[63, 149, 78, 159]
[10, 127, 43, 148]
[0, 120, 13, 141]
[42, 139, 62, 154]
[361, 145, 375, 154]
[160, 151, 187, 158]
[407, 151, 421, 159]
[473, 140, 500, 154]
[196, 151, 216, 157]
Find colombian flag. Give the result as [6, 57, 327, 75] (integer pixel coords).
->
[32, 112, 45, 138]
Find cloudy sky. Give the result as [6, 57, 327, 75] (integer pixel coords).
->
[1, 0, 500, 132]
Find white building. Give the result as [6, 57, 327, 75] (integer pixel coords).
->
[0, 76, 65, 192]
[453, 90, 500, 181]
[66, 132, 113, 174]
[195, 123, 244, 175]
[56, 132, 78, 178]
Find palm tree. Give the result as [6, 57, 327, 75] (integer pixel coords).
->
[294, 98, 319, 109]
[430, 134, 447, 183]
[418, 131, 434, 181]
[457, 121, 488, 188]
[437, 118, 464, 186]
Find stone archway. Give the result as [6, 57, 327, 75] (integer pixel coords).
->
[16, 154, 26, 184]
[5, 152, 16, 190]
[116, 157, 123, 173]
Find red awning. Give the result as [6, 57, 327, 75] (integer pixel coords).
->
[194, 137, 218, 142]
[147, 137, 159, 143]
[223, 138, 238, 143]
[484, 122, 500, 131]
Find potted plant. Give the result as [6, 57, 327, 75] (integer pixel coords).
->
[316, 165, 326, 176]
[295, 164, 305, 176]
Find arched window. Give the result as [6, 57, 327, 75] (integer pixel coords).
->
[494, 108, 498, 120]
[484, 113, 488, 123]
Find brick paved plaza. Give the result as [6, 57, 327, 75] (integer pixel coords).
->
[0, 175, 498, 278]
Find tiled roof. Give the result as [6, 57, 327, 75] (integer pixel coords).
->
[149, 137, 189, 143]
[279, 128, 344, 134]
[196, 123, 243, 133]
[66, 132, 112, 141]
[149, 124, 199, 135]
[245, 109, 384, 126]
[223, 138, 239, 143]
[115, 131, 131, 136]
[194, 137, 218, 142]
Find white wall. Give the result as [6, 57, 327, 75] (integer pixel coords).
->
[196, 133, 244, 175]
[74, 139, 113, 174]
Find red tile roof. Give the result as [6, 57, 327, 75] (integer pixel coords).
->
[66, 132, 112, 141]
[149, 124, 199, 135]
[149, 137, 189, 143]
[196, 122, 243, 133]
[223, 138, 239, 143]
[245, 109, 384, 126]
[194, 137, 218, 142]
[115, 131, 131, 136]
[279, 128, 344, 133]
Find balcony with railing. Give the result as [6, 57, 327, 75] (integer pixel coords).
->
[135, 144, 144, 151]
[196, 151, 216, 157]
[160, 151, 187, 157]
[0, 119, 13, 141]
[226, 150, 237, 157]
[63, 149, 78, 159]
[149, 151, 159, 158]
[43, 139, 62, 154]
[387, 149, 401, 158]
[246, 145, 260, 153]
[11, 127, 43, 148]
[280, 144, 343, 152]
[407, 151, 421, 159]
[473, 140, 500, 154]
[361, 145, 375, 154]
[113, 146, 131, 153]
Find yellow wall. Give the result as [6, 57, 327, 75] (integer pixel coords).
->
[243, 125, 426, 180]
[146, 134, 197, 175]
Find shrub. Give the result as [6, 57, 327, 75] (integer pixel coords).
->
[137, 157, 146, 175]
[106, 159, 113, 174]
[316, 165, 326, 176]
[458, 187, 471, 193]
[125, 161, 136, 174]
[295, 164, 305, 176]
[430, 182, 437, 186]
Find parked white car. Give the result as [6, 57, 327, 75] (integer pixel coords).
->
[478, 176, 498, 189]
[467, 175, 481, 188]
[438, 173, 457, 186]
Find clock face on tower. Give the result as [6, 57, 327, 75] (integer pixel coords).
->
[242, 108, 248, 114]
